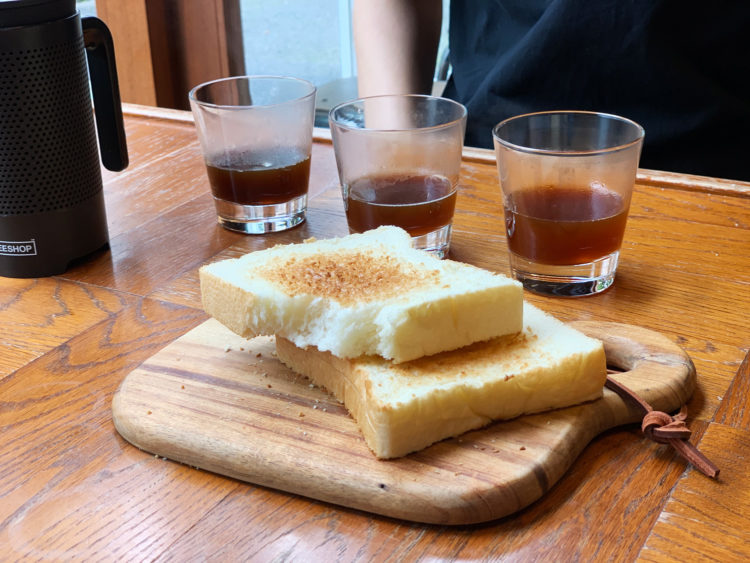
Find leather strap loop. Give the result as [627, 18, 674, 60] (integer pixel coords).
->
[642, 409, 692, 442]
[606, 375, 719, 478]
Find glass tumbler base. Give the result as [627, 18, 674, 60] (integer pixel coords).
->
[214, 194, 307, 234]
[411, 223, 452, 259]
[509, 251, 620, 297]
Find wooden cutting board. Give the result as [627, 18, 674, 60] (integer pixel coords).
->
[112, 319, 695, 525]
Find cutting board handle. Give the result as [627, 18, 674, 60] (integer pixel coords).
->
[571, 320, 696, 417]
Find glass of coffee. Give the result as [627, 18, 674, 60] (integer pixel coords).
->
[329, 95, 467, 258]
[189, 76, 316, 234]
[493, 111, 644, 297]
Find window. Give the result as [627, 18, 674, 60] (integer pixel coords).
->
[81, 0, 449, 121]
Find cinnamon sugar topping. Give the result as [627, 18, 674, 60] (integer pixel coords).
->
[259, 250, 438, 304]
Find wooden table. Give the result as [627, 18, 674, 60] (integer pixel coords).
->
[1, 105, 748, 561]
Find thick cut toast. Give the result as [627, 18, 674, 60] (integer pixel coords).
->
[200, 227, 523, 363]
[276, 302, 607, 458]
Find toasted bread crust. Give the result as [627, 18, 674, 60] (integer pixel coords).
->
[276, 303, 607, 459]
[199, 227, 524, 362]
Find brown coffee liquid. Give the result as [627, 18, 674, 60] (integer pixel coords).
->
[504, 185, 628, 265]
[205, 148, 310, 206]
[345, 174, 457, 237]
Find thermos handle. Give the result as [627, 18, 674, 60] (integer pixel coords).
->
[82, 17, 129, 172]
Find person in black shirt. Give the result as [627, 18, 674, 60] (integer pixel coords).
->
[354, 0, 750, 181]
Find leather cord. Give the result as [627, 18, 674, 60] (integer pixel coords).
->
[605, 375, 720, 479]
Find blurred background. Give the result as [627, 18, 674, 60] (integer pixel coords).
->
[76, 0, 449, 126]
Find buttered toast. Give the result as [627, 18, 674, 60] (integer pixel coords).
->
[276, 302, 607, 459]
[200, 227, 523, 363]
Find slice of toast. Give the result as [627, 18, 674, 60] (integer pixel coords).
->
[199, 226, 523, 363]
[276, 302, 607, 459]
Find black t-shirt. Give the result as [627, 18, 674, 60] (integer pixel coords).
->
[443, 0, 750, 180]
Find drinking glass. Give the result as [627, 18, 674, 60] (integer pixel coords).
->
[329, 95, 467, 258]
[189, 76, 316, 234]
[493, 111, 644, 296]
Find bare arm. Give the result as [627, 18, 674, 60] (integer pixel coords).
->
[353, 0, 442, 97]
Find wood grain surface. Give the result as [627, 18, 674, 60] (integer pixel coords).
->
[112, 318, 694, 525]
[1, 105, 748, 560]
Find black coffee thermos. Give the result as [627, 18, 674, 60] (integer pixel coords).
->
[0, 0, 128, 278]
